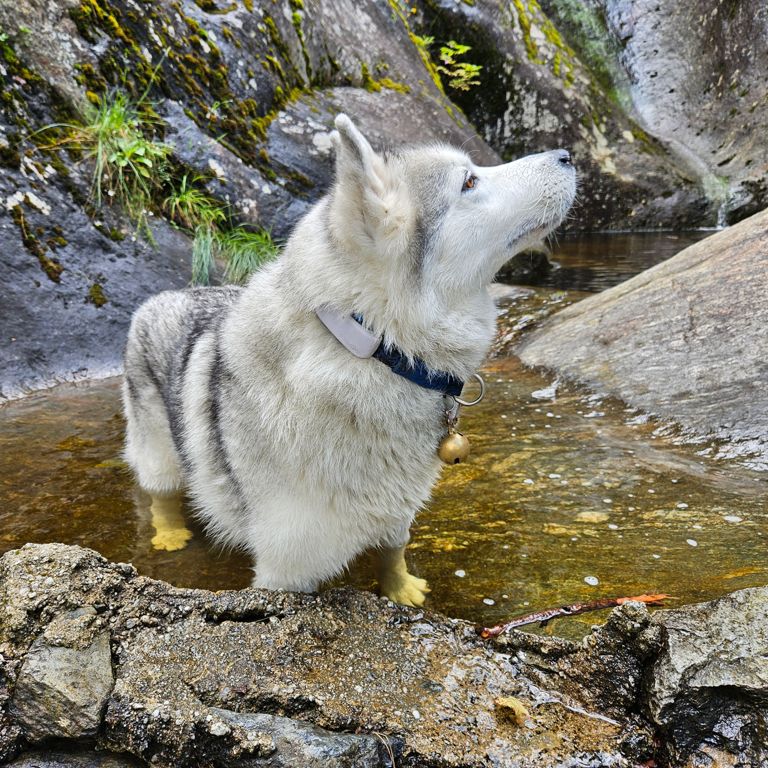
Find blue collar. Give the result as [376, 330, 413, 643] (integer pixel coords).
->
[315, 306, 464, 397]
[353, 315, 465, 397]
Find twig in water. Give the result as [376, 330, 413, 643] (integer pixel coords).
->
[478, 594, 672, 639]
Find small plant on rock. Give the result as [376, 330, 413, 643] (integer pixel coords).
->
[164, 175, 278, 284]
[36, 88, 170, 237]
[218, 227, 280, 284]
[435, 40, 482, 91]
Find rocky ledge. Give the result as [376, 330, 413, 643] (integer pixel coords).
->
[1, 544, 767, 767]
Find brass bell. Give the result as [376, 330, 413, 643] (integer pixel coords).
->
[438, 431, 471, 464]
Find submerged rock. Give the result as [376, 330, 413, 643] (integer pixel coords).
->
[517, 209, 768, 468]
[1, 543, 768, 766]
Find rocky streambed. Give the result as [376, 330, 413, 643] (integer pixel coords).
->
[1, 543, 768, 767]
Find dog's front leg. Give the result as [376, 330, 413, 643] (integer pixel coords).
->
[372, 544, 430, 607]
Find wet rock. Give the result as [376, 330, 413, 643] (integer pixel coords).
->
[3, 545, 768, 766]
[648, 587, 768, 766]
[410, 0, 711, 230]
[596, 0, 768, 224]
[0, 77, 194, 401]
[517, 209, 768, 468]
[11, 607, 114, 741]
[0, 544, 648, 767]
[205, 709, 387, 767]
[7, 748, 144, 767]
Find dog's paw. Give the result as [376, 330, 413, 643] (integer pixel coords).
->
[151, 526, 193, 552]
[380, 572, 431, 607]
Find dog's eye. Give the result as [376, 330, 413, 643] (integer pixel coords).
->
[462, 173, 478, 193]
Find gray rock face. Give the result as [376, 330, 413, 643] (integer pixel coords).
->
[11, 608, 114, 741]
[597, 0, 768, 224]
[410, 0, 712, 230]
[2, 543, 768, 766]
[517, 209, 768, 468]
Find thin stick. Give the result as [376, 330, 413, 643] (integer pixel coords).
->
[478, 594, 672, 639]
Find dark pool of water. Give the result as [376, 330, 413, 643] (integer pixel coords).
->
[522, 231, 712, 292]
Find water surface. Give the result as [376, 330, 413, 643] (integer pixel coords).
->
[526, 231, 711, 292]
[1, 353, 764, 640]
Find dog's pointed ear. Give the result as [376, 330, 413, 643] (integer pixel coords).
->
[331, 113, 387, 194]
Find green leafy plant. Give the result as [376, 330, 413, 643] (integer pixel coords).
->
[435, 40, 482, 91]
[164, 174, 227, 283]
[35, 88, 170, 236]
[31, 63, 278, 284]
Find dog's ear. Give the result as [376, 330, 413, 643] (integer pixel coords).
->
[330, 114, 412, 254]
[331, 114, 387, 196]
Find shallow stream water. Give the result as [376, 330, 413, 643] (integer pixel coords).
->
[1, 232, 765, 640]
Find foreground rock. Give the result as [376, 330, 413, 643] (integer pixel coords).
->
[517, 209, 768, 469]
[1, 544, 768, 766]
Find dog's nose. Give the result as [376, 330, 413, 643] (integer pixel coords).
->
[554, 149, 572, 166]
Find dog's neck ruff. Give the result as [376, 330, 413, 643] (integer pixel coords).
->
[316, 306, 465, 397]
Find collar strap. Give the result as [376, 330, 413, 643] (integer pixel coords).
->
[316, 306, 465, 397]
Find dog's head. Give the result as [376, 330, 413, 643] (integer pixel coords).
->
[328, 113, 576, 297]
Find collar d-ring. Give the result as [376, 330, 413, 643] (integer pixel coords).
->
[454, 373, 485, 407]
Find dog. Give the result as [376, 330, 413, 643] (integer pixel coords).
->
[123, 114, 576, 606]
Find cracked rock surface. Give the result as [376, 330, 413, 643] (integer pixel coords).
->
[1, 543, 768, 766]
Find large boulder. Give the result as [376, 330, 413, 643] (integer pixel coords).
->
[517, 209, 768, 469]
[2, 543, 768, 766]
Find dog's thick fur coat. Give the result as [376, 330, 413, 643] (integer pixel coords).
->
[123, 115, 576, 604]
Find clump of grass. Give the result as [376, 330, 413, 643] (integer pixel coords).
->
[164, 174, 278, 284]
[164, 174, 225, 283]
[33, 78, 278, 283]
[36, 88, 170, 237]
[218, 227, 279, 284]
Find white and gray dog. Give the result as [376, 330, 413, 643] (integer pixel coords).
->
[123, 114, 576, 605]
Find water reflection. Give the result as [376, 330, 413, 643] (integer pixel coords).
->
[522, 231, 711, 292]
